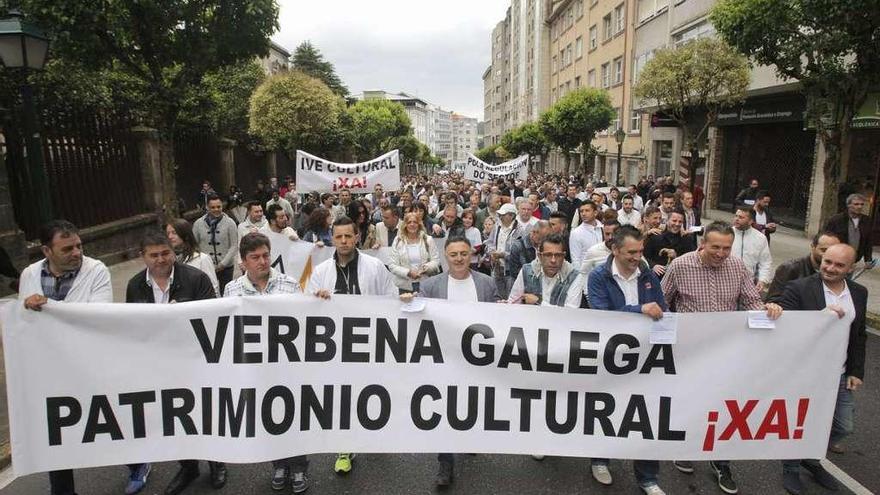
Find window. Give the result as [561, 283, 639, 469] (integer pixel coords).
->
[576, 0, 584, 18]
[589, 25, 598, 50]
[614, 3, 625, 34]
[551, 87, 557, 102]
[575, 76, 582, 87]
[575, 36, 584, 59]
[601, 62, 610, 88]
[567, 7, 574, 29]
[655, 141, 673, 176]
[566, 80, 571, 93]
[638, 0, 669, 22]
[633, 50, 655, 83]
[613, 57, 623, 84]
[603, 14, 613, 41]
[552, 55, 557, 73]
[588, 69, 596, 87]
[630, 110, 641, 132]
[566, 44, 573, 66]
[611, 107, 621, 130]
[673, 21, 716, 47]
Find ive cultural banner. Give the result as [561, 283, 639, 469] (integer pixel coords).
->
[2, 298, 846, 476]
[296, 150, 400, 193]
[465, 154, 529, 183]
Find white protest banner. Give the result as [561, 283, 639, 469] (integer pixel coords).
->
[297, 149, 400, 193]
[2, 298, 846, 476]
[264, 232, 336, 286]
[465, 154, 529, 183]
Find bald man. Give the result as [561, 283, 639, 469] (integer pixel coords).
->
[777, 243, 867, 495]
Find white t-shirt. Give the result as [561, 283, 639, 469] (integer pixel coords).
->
[447, 275, 478, 302]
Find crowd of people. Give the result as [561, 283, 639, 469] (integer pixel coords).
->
[18, 170, 874, 495]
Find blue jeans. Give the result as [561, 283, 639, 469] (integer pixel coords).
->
[634, 460, 660, 486]
[782, 374, 853, 473]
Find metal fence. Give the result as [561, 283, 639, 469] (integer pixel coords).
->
[2, 104, 146, 239]
[233, 145, 265, 200]
[174, 131, 222, 211]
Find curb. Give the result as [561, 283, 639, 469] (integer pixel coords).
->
[869, 312, 880, 332]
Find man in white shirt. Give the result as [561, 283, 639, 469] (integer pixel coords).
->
[732, 207, 773, 291]
[507, 233, 584, 308]
[627, 185, 644, 211]
[618, 196, 642, 227]
[266, 189, 294, 223]
[579, 220, 621, 275]
[569, 201, 604, 271]
[266, 204, 299, 240]
[516, 196, 539, 227]
[237, 201, 270, 239]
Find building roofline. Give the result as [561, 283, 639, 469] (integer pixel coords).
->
[269, 41, 291, 58]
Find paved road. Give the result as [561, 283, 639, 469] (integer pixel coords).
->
[2, 331, 878, 495]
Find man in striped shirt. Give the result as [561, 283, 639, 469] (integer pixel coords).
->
[661, 221, 782, 494]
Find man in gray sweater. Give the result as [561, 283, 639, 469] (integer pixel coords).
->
[192, 194, 238, 295]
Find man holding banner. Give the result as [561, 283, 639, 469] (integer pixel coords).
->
[307, 216, 396, 475]
[223, 233, 309, 494]
[662, 221, 783, 494]
[19, 220, 111, 495]
[588, 225, 667, 494]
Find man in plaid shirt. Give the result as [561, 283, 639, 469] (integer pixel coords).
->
[661, 221, 782, 494]
[222, 232, 309, 493]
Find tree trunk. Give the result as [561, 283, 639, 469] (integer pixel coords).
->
[157, 134, 179, 220]
[818, 130, 843, 228]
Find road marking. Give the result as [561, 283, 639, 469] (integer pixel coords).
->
[821, 458, 873, 495]
[0, 465, 15, 490]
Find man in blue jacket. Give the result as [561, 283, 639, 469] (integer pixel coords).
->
[587, 224, 667, 495]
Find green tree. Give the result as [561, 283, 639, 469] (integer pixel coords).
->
[475, 144, 498, 163]
[249, 71, 347, 159]
[539, 88, 614, 175]
[179, 60, 266, 144]
[347, 98, 412, 159]
[500, 122, 549, 170]
[711, 0, 880, 223]
[633, 37, 749, 185]
[292, 41, 349, 97]
[19, 0, 279, 216]
[389, 134, 422, 174]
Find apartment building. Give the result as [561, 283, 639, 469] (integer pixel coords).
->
[483, 11, 512, 147]
[452, 114, 479, 166]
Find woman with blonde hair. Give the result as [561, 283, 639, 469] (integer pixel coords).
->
[388, 211, 440, 293]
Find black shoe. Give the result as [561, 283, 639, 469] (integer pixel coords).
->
[801, 461, 839, 491]
[209, 462, 227, 489]
[710, 461, 738, 494]
[782, 471, 803, 495]
[164, 467, 200, 495]
[435, 460, 454, 488]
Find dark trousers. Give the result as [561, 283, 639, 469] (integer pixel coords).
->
[49, 470, 76, 495]
[217, 266, 234, 296]
[438, 453, 453, 465]
[272, 455, 309, 471]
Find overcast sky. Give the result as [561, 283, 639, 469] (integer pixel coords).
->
[273, 0, 510, 120]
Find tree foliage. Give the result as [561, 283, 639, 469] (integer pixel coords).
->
[633, 37, 749, 148]
[347, 98, 412, 159]
[292, 41, 349, 97]
[475, 144, 499, 163]
[248, 71, 346, 158]
[179, 60, 266, 143]
[539, 88, 614, 175]
[16, 0, 280, 216]
[711, 0, 880, 222]
[500, 122, 549, 167]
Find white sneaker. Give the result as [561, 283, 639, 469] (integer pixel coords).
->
[591, 464, 613, 485]
[530, 454, 545, 461]
[642, 483, 666, 495]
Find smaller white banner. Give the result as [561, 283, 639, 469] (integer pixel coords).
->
[296, 150, 400, 193]
[465, 154, 529, 183]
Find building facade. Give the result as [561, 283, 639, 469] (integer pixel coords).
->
[452, 114, 479, 166]
[259, 41, 291, 75]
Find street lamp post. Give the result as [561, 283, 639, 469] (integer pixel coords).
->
[0, 9, 53, 228]
[614, 127, 626, 186]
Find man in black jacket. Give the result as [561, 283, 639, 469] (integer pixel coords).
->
[766, 232, 840, 302]
[125, 232, 225, 495]
[777, 244, 868, 495]
[823, 193, 874, 265]
[644, 210, 697, 278]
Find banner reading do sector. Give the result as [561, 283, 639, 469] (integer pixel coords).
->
[1, 298, 847, 477]
[465, 154, 529, 183]
[297, 149, 400, 193]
